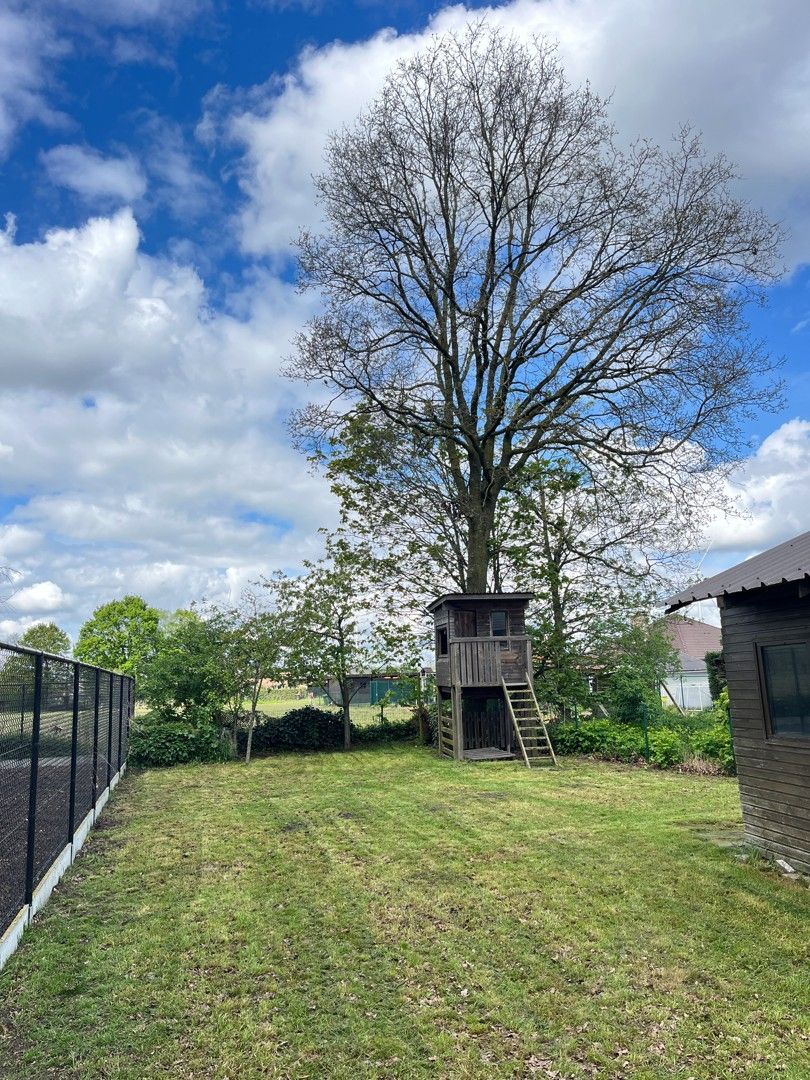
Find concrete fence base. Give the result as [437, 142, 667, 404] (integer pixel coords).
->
[0, 763, 126, 972]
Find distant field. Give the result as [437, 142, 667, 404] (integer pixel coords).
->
[255, 691, 413, 726]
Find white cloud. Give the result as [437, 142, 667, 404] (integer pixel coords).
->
[42, 143, 147, 202]
[138, 115, 219, 221]
[705, 420, 810, 559]
[0, 7, 67, 157]
[9, 580, 68, 614]
[4, 1, 810, 642]
[0, 207, 336, 637]
[0, 525, 42, 560]
[675, 419, 810, 619]
[213, 0, 810, 266]
[0, 209, 203, 392]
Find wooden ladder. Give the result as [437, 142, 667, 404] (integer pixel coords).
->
[502, 678, 557, 769]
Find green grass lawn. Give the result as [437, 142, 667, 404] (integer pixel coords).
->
[1, 747, 807, 1079]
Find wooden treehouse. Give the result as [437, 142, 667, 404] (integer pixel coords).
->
[428, 593, 556, 768]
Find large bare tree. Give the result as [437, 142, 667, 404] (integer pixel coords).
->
[288, 26, 781, 592]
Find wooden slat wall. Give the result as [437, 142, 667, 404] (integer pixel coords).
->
[451, 640, 501, 686]
[461, 694, 510, 751]
[722, 587, 810, 873]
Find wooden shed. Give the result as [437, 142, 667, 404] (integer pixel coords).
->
[428, 593, 555, 768]
[667, 531, 810, 873]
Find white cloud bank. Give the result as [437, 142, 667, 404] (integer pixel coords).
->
[0, 7, 66, 158]
[3, 0, 810, 637]
[213, 0, 810, 266]
[9, 580, 68, 613]
[0, 209, 335, 634]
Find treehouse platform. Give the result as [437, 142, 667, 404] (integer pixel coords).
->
[428, 593, 556, 768]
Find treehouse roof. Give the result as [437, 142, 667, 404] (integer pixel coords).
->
[427, 592, 534, 614]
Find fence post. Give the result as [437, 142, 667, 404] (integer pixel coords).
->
[117, 678, 124, 772]
[24, 653, 44, 909]
[68, 662, 80, 842]
[92, 668, 100, 806]
[107, 673, 114, 788]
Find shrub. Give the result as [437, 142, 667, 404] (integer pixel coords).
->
[243, 708, 418, 754]
[549, 718, 645, 762]
[691, 722, 735, 773]
[550, 707, 734, 775]
[607, 666, 660, 725]
[418, 703, 439, 746]
[130, 708, 232, 768]
[351, 717, 417, 745]
[648, 728, 685, 768]
[705, 650, 727, 700]
[245, 706, 345, 753]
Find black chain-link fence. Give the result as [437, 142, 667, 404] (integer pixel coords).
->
[0, 642, 134, 947]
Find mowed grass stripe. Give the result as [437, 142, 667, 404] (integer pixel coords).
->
[0, 746, 807, 1079]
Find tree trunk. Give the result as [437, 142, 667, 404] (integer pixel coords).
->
[466, 506, 496, 593]
[340, 682, 352, 749]
[245, 681, 261, 764]
[245, 711, 256, 764]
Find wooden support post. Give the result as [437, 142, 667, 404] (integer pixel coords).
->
[451, 685, 463, 760]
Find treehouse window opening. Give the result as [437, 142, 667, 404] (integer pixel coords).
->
[437, 627, 448, 656]
[491, 611, 508, 637]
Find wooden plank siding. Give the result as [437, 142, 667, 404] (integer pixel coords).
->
[722, 585, 810, 873]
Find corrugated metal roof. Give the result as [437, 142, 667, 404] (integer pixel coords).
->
[666, 529, 810, 612]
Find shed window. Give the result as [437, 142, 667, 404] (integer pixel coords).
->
[437, 627, 448, 656]
[490, 611, 508, 637]
[761, 642, 810, 738]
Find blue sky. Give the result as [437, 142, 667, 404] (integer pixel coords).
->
[1, 0, 810, 639]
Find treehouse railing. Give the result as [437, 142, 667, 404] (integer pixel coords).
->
[449, 637, 530, 687]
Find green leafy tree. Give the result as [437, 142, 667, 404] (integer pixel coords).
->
[17, 622, 71, 656]
[75, 595, 161, 683]
[267, 535, 419, 749]
[588, 615, 679, 721]
[141, 609, 233, 720]
[215, 591, 286, 763]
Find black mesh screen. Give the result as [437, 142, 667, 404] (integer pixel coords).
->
[32, 658, 74, 884]
[75, 666, 97, 825]
[98, 675, 112, 790]
[0, 644, 133, 940]
[0, 649, 36, 936]
[110, 675, 121, 776]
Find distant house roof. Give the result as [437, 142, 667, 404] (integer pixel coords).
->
[666, 529, 810, 612]
[426, 592, 534, 612]
[664, 615, 721, 673]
